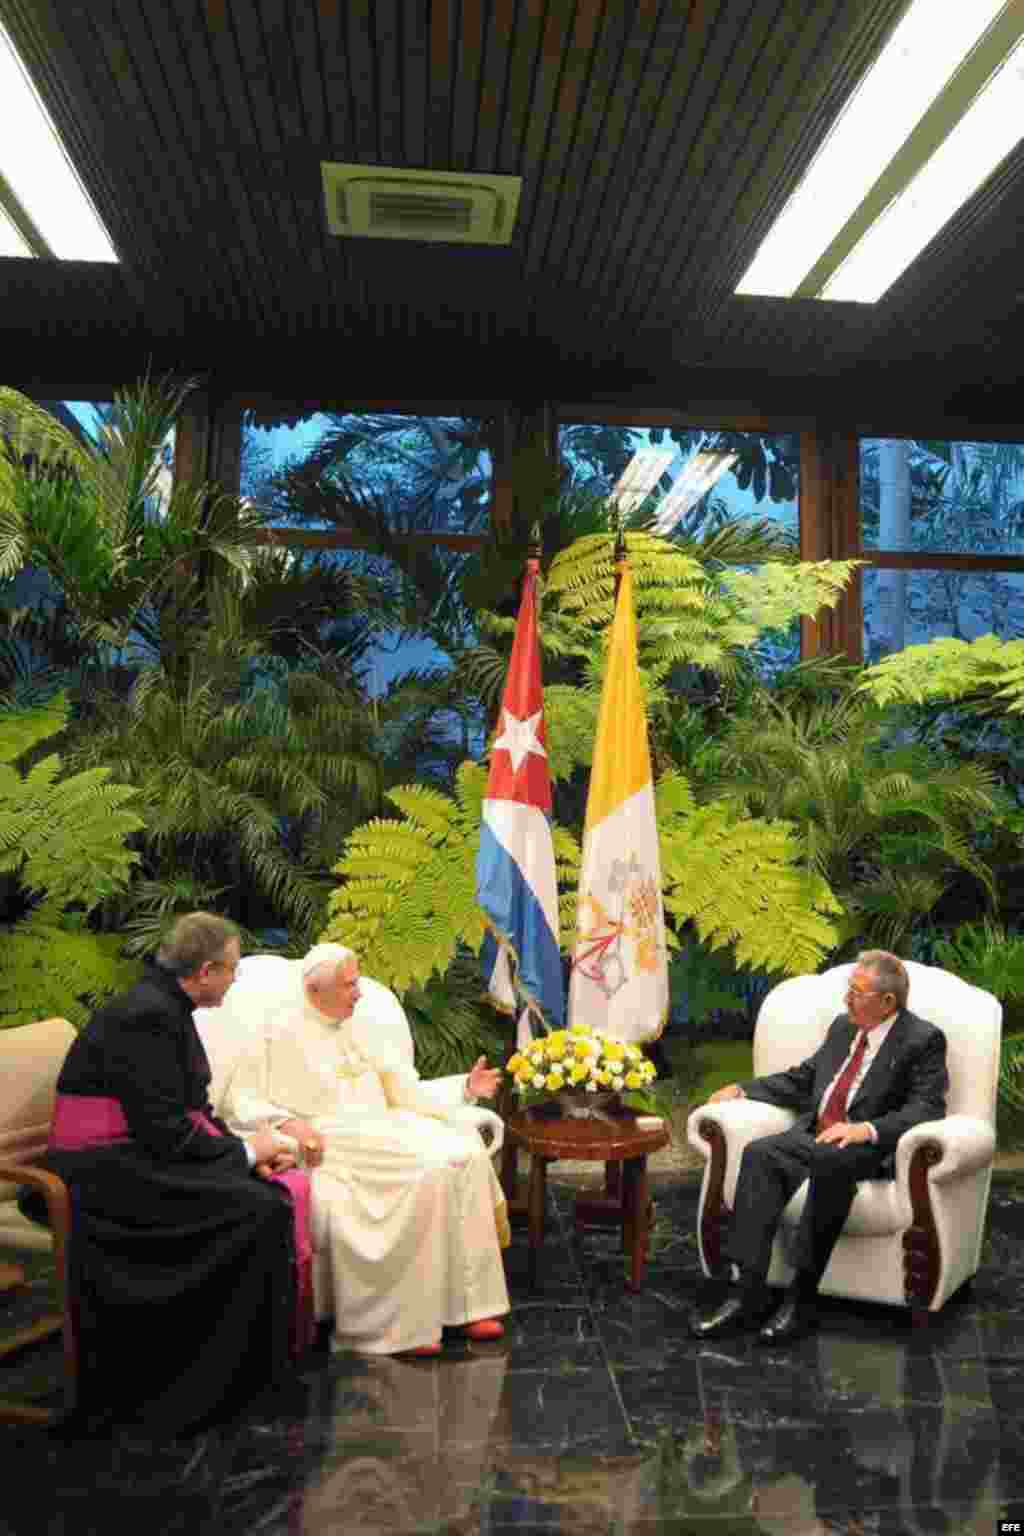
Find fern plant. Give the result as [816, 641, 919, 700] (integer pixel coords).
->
[322, 761, 578, 993]
[0, 377, 269, 668]
[654, 772, 841, 975]
[0, 694, 142, 1028]
[706, 690, 1001, 950]
[859, 634, 1024, 715]
[322, 760, 840, 1004]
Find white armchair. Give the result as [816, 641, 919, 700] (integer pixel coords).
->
[686, 960, 1001, 1315]
[195, 954, 499, 1324]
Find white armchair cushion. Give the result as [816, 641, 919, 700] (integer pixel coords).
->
[781, 1171, 911, 1237]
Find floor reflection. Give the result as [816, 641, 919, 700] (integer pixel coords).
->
[212, 1312, 1006, 1535]
[6, 1175, 1024, 1534]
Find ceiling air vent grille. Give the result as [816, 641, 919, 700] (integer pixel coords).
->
[322, 163, 521, 245]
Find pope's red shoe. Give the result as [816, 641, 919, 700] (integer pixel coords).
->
[464, 1318, 504, 1341]
[404, 1341, 442, 1356]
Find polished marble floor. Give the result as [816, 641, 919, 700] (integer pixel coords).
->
[5, 1170, 1024, 1535]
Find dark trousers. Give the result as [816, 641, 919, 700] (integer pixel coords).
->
[723, 1123, 889, 1287]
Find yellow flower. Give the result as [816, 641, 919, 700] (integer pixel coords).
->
[516, 1068, 533, 1086]
[596, 1069, 612, 1087]
[625, 1070, 643, 1090]
[604, 1041, 626, 1062]
[547, 1039, 567, 1061]
[573, 1039, 594, 1059]
[547, 1030, 568, 1048]
[507, 1053, 526, 1074]
[569, 1063, 589, 1085]
[545, 1071, 565, 1092]
[569, 1023, 591, 1036]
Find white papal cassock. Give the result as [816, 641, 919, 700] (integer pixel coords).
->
[217, 958, 511, 1356]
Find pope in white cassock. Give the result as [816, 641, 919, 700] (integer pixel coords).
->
[215, 943, 511, 1357]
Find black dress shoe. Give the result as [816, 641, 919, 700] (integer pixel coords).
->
[757, 1291, 817, 1345]
[689, 1290, 768, 1340]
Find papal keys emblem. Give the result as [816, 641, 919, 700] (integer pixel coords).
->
[573, 855, 662, 999]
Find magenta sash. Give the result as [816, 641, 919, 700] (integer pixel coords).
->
[50, 1093, 131, 1150]
[49, 1094, 315, 1358]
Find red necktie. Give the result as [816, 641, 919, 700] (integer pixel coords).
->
[817, 1031, 869, 1132]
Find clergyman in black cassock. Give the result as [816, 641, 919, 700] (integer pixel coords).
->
[37, 917, 303, 1435]
[691, 951, 948, 1343]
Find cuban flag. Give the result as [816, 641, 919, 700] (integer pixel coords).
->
[476, 557, 563, 1044]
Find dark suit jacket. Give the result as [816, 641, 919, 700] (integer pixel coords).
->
[739, 1007, 948, 1157]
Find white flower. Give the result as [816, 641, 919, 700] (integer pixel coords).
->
[532, 1073, 546, 1089]
[585, 1080, 598, 1092]
[612, 1077, 624, 1092]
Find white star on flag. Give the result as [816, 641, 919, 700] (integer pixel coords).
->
[492, 708, 547, 772]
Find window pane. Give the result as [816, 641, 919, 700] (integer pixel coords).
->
[558, 422, 799, 543]
[863, 566, 1024, 660]
[242, 410, 492, 536]
[861, 438, 1024, 554]
[239, 411, 498, 709]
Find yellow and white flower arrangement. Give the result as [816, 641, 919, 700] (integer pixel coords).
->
[505, 1022, 657, 1105]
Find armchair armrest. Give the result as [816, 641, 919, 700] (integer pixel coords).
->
[448, 1104, 504, 1154]
[0, 1160, 76, 1420]
[894, 1115, 995, 1188]
[686, 1100, 796, 1163]
[0, 1162, 71, 1290]
[686, 1101, 796, 1276]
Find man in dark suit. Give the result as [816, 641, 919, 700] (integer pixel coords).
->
[690, 950, 948, 1345]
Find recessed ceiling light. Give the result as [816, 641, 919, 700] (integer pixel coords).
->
[822, 35, 1024, 302]
[0, 20, 118, 261]
[736, 0, 1021, 302]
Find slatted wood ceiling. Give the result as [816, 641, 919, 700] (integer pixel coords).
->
[0, 0, 1021, 424]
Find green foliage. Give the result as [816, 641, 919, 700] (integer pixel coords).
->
[667, 943, 775, 1043]
[707, 691, 1002, 951]
[0, 378, 270, 662]
[859, 635, 1024, 714]
[544, 532, 855, 687]
[654, 772, 842, 974]
[0, 908, 137, 1030]
[998, 1034, 1024, 1148]
[322, 762, 494, 991]
[0, 697, 142, 1028]
[0, 695, 141, 911]
[932, 921, 1024, 1001]
[690, 1039, 756, 1102]
[72, 665, 375, 937]
[0, 691, 69, 764]
[325, 755, 838, 1010]
[401, 953, 507, 1078]
[720, 561, 860, 635]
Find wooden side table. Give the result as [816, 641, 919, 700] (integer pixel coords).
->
[505, 1110, 670, 1292]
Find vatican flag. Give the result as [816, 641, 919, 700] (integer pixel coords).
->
[568, 555, 668, 1043]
